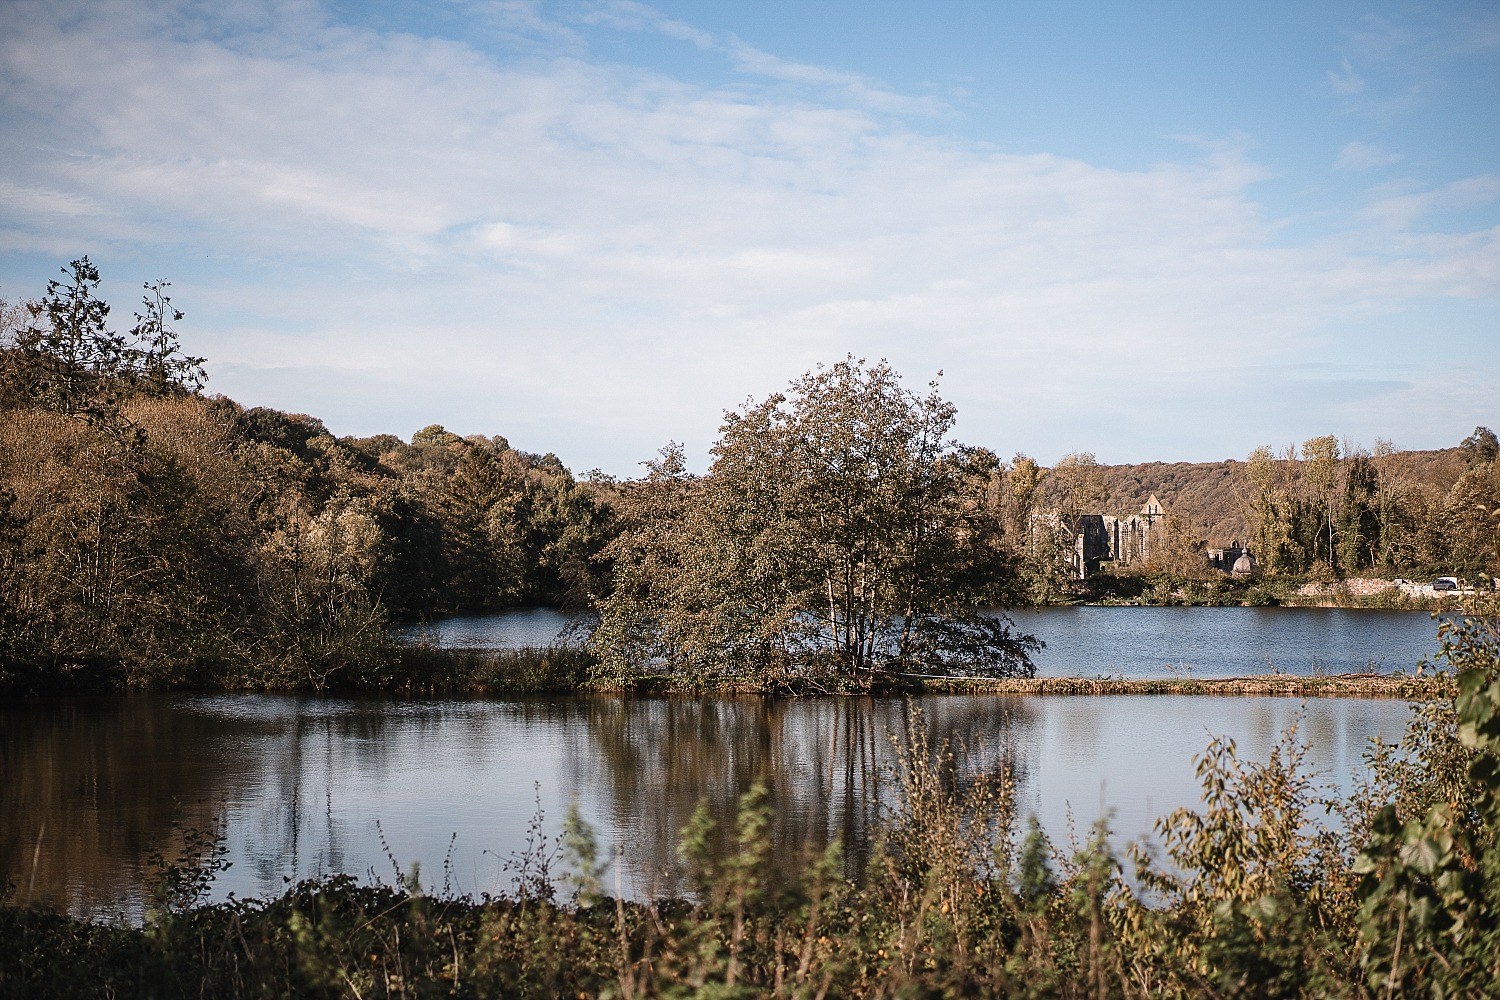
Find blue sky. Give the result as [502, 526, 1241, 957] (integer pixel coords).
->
[1, 0, 1495, 474]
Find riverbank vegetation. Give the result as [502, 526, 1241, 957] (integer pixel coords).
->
[4, 600, 1497, 997]
[912, 671, 1450, 699]
[3, 258, 1496, 696]
[1013, 433, 1498, 605]
[351, 648, 1455, 699]
[1076, 570, 1468, 610]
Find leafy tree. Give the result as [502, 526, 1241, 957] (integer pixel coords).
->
[127, 281, 205, 396]
[1301, 435, 1340, 573]
[1461, 426, 1499, 471]
[1440, 467, 1500, 578]
[591, 358, 1037, 685]
[1337, 447, 1380, 571]
[411, 424, 464, 448]
[1245, 445, 1304, 575]
[1038, 451, 1107, 583]
[4, 257, 122, 421]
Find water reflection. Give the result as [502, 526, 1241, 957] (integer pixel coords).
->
[569, 696, 1034, 892]
[0, 695, 247, 913]
[1, 694, 1413, 916]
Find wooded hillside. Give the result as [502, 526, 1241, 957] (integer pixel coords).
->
[1088, 449, 1471, 548]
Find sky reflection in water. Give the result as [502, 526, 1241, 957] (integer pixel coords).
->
[3, 690, 1412, 917]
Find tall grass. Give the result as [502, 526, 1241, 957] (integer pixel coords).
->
[915, 673, 1451, 699]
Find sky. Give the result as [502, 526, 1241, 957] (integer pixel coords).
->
[0, 0, 1496, 475]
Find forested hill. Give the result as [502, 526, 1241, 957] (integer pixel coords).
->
[1, 259, 621, 690]
[1086, 448, 1471, 548]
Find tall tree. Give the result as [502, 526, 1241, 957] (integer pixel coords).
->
[127, 281, 206, 397]
[1302, 435, 1341, 572]
[5, 257, 121, 421]
[1338, 446, 1380, 572]
[591, 358, 1037, 684]
[2, 261, 207, 426]
[1245, 445, 1303, 574]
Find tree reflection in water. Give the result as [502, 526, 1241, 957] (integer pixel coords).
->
[0, 694, 242, 916]
[2, 694, 1038, 912]
[7, 694, 1405, 916]
[0, 695, 418, 917]
[568, 695, 1036, 895]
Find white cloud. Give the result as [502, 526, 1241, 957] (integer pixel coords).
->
[1333, 140, 1402, 171]
[581, 0, 946, 115]
[0, 1, 1495, 470]
[1359, 175, 1500, 231]
[1326, 58, 1365, 95]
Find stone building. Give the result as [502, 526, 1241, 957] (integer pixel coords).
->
[1208, 543, 1257, 576]
[1068, 495, 1165, 579]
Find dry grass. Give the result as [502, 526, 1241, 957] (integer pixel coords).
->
[911, 672, 1452, 699]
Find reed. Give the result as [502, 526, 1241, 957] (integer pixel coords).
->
[372, 644, 597, 696]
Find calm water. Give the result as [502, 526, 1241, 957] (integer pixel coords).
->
[3, 690, 1414, 917]
[403, 605, 1442, 678]
[4, 608, 1441, 916]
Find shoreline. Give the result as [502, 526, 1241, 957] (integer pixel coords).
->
[2, 641, 1455, 700]
[907, 671, 1449, 699]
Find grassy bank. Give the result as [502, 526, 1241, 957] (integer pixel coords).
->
[909, 671, 1452, 699]
[0, 643, 597, 699]
[1078, 570, 1485, 610]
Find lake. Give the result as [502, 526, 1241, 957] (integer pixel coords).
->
[2, 607, 1442, 917]
[402, 605, 1443, 678]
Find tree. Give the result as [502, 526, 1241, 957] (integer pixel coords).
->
[1245, 445, 1302, 575]
[4, 257, 121, 420]
[1461, 427, 1499, 471]
[128, 281, 206, 397]
[1440, 468, 1500, 578]
[1338, 447, 1380, 572]
[1, 260, 206, 426]
[591, 358, 1038, 685]
[1302, 435, 1341, 573]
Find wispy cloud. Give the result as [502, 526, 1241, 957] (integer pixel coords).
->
[1333, 140, 1402, 171]
[1326, 58, 1365, 95]
[580, 0, 946, 115]
[1359, 175, 1500, 231]
[0, 1, 1494, 469]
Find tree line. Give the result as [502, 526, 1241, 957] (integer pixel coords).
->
[0, 259, 613, 691]
[1243, 432, 1499, 580]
